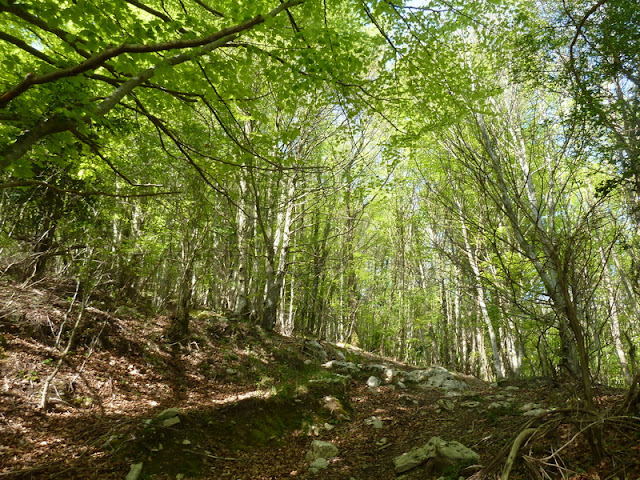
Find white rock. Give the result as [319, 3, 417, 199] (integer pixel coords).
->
[367, 376, 381, 388]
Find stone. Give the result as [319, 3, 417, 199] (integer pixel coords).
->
[305, 440, 338, 461]
[393, 437, 479, 474]
[309, 457, 330, 474]
[523, 408, 548, 416]
[396, 381, 406, 389]
[156, 408, 181, 421]
[488, 401, 512, 410]
[162, 416, 181, 427]
[393, 445, 434, 473]
[322, 360, 360, 375]
[324, 423, 335, 431]
[505, 386, 519, 391]
[521, 403, 541, 412]
[125, 462, 143, 480]
[304, 340, 328, 361]
[460, 401, 480, 408]
[438, 399, 456, 411]
[404, 367, 447, 384]
[445, 390, 463, 397]
[364, 416, 384, 429]
[430, 437, 479, 467]
[367, 376, 381, 388]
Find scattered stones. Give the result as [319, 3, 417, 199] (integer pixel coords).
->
[305, 440, 338, 461]
[367, 376, 381, 388]
[393, 437, 479, 474]
[364, 416, 384, 429]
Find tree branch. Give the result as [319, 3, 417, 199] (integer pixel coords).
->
[0, 0, 304, 108]
[0, 180, 181, 197]
[0, 0, 305, 171]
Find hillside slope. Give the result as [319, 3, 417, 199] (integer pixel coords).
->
[0, 279, 638, 480]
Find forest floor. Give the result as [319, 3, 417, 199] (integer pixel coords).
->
[1, 277, 639, 480]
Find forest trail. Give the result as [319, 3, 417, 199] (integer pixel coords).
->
[0, 278, 638, 480]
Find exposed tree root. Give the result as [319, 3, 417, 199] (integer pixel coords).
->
[474, 407, 640, 480]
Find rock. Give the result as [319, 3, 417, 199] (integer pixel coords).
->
[404, 367, 448, 384]
[324, 423, 335, 431]
[523, 408, 548, 416]
[505, 386, 519, 391]
[226, 367, 237, 375]
[309, 457, 330, 473]
[431, 437, 479, 468]
[460, 401, 480, 408]
[304, 340, 328, 361]
[363, 364, 396, 382]
[367, 376, 381, 388]
[396, 381, 406, 389]
[156, 408, 181, 421]
[125, 462, 143, 480]
[364, 416, 384, 429]
[521, 403, 541, 412]
[445, 390, 463, 397]
[425, 372, 469, 392]
[393, 445, 433, 473]
[162, 416, 181, 427]
[322, 360, 360, 375]
[321, 396, 346, 416]
[305, 440, 338, 461]
[438, 399, 456, 411]
[488, 401, 512, 410]
[393, 437, 479, 474]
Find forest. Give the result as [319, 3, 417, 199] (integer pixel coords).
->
[1, 0, 640, 478]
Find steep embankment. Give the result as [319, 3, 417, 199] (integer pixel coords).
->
[0, 279, 638, 480]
